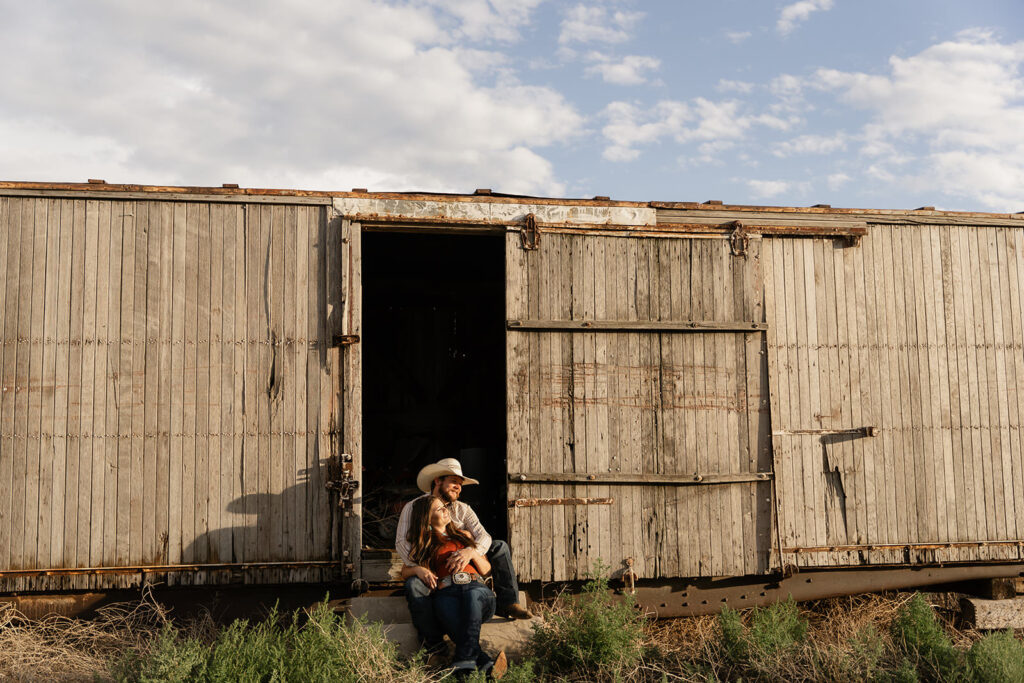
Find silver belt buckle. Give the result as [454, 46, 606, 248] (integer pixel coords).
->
[452, 571, 472, 585]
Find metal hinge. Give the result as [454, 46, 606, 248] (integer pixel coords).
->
[519, 213, 540, 250]
[325, 452, 359, 504]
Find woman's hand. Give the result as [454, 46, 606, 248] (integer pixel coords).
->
[402, 564, 438, 590]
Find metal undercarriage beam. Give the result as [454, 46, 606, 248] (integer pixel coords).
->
[611, 563, 1024, 617]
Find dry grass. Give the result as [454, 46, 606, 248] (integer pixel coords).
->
[0, 587, 169, 681]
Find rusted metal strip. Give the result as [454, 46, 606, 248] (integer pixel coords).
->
[0, 560, 342, 578]
[509, 472, 772, 485]
[0, 188, 333, 205]
[628, 563, 1024, 617]
[509, 496, 614, 508]
[773, 426, 876, 437]
[785, 540, 1024, 554]
[507, 319, 766, 332]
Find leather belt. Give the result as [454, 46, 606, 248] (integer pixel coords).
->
[436, 571, 486, 590]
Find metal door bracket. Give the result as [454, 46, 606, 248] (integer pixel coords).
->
[729, 221, 750, 257]
[520, 213, 540, 250]
[326, 452, 359, 505]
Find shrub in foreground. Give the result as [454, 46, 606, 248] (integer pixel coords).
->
[528, 565, 645, 678]
[717, 596, 809, 672]
[890, 593, 967, 682]
[968, 629, 1024, 683]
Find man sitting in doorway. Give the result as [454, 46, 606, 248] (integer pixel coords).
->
[395, 457, 532, 656]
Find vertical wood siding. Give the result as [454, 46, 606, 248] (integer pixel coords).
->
[0, 197, 344, 591]
[765, 226, 1024, 568]
[506, 232, 773, 581]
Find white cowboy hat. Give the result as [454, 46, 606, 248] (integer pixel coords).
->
[416, 458, 480, 493]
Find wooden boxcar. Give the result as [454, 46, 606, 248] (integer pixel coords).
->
[1, 181, 1022, 613]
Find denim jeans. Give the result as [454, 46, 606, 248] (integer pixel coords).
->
[486, 540, 520, 608]
[433, 582, 496, 669]
[403, 576, 445, 653]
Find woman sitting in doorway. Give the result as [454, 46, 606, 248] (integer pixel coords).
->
[401, 495, 506, 678]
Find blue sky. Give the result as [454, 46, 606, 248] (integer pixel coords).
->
[2, 1, 1023, 212]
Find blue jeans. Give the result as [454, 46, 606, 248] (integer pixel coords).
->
[433, 582, 496, 669]
[487, 540, 520, 608]
[403, 576, 446, 653]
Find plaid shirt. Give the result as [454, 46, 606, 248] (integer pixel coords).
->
[394, 493, 492, 567]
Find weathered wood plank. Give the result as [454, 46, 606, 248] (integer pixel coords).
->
[181, 204, 200, 563]
[49, 200, 74, 567]
[168, 203, 187, 566]
[33, 200, 59, 571]
[0, 199, 22, 570]
[230, 203, 246, 564]
[20, 200, 46, 572]
[269, 205, 284, 561]
[505, 232, 529, 576]
[302, 206, 320, 562]
[291, 208, 308, 564]
[208, 203, 226, 562]
[281, 205, 296, 560]
[129, 202, 149, 565]
[341, 216, 363, 572]
[116, 201, 138, 565]
[156, 202, 173, 565]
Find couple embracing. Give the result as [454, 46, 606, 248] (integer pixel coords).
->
[395, 458, 532, 677]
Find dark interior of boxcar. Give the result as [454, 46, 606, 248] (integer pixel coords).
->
[361, 231, 507, 552]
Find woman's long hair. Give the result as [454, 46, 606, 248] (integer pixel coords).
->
[406, 496, 476, 568]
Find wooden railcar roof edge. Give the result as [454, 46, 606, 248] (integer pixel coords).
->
[1, 180, 1022, 226]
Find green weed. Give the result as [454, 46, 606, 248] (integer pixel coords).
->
[967, 629, 1024, 683]
[527, 562, 646, 679]
[890, 593, 967, 682]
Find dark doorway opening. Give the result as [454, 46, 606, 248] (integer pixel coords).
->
[361, 231, 507, 555]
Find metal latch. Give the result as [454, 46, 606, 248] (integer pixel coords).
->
[325, 452, 359, 505]
[520, 213, 540, 250]
[332, 334, 360, 347]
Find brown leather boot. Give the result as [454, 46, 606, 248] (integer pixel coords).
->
[496, 602, 532, 620]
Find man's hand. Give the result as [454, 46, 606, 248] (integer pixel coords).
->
[413, 565, 438, 590]
[445, 547, 475, 573]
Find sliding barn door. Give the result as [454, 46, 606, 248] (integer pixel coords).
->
[505, 230, 773, 582]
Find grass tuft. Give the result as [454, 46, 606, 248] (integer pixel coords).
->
[527, 561, 646, 679]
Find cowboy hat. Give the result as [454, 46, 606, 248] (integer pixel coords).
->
[416, 458, 480, 493]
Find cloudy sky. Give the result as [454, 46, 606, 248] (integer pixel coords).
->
[2, 0, 1023, 212]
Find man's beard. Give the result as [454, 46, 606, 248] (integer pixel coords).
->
[439, 488, 458, 504]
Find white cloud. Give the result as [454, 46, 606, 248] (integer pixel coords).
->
[419, 0, 544, 42]
[559, 4, 644, 45]
[716, 79, 755, 94]
[601, 97, 792, 161]
[777, 0, 834, 35]
[827, 172, 851, 190]
[726, 31, 752, 44]
[812, 29, 1024, 210]
[0, 0, 582, 196]
[585, 53, 661, 85]
[774, 133, 847, 157]
[748, 179, 791, 198]
[747, 178, 812, 198]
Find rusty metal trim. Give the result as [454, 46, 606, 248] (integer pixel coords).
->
[0, 561, 343, 579]
[626, 563, 1024, 617]
[510, 496, 614, 508]
[773, 426, 876, 437]
[785, 540, 1024, 554]
[507, 319, 766, 332]
[510, 472, 772, 485]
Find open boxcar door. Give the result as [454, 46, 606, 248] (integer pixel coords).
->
[505, 229, 775, 582]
